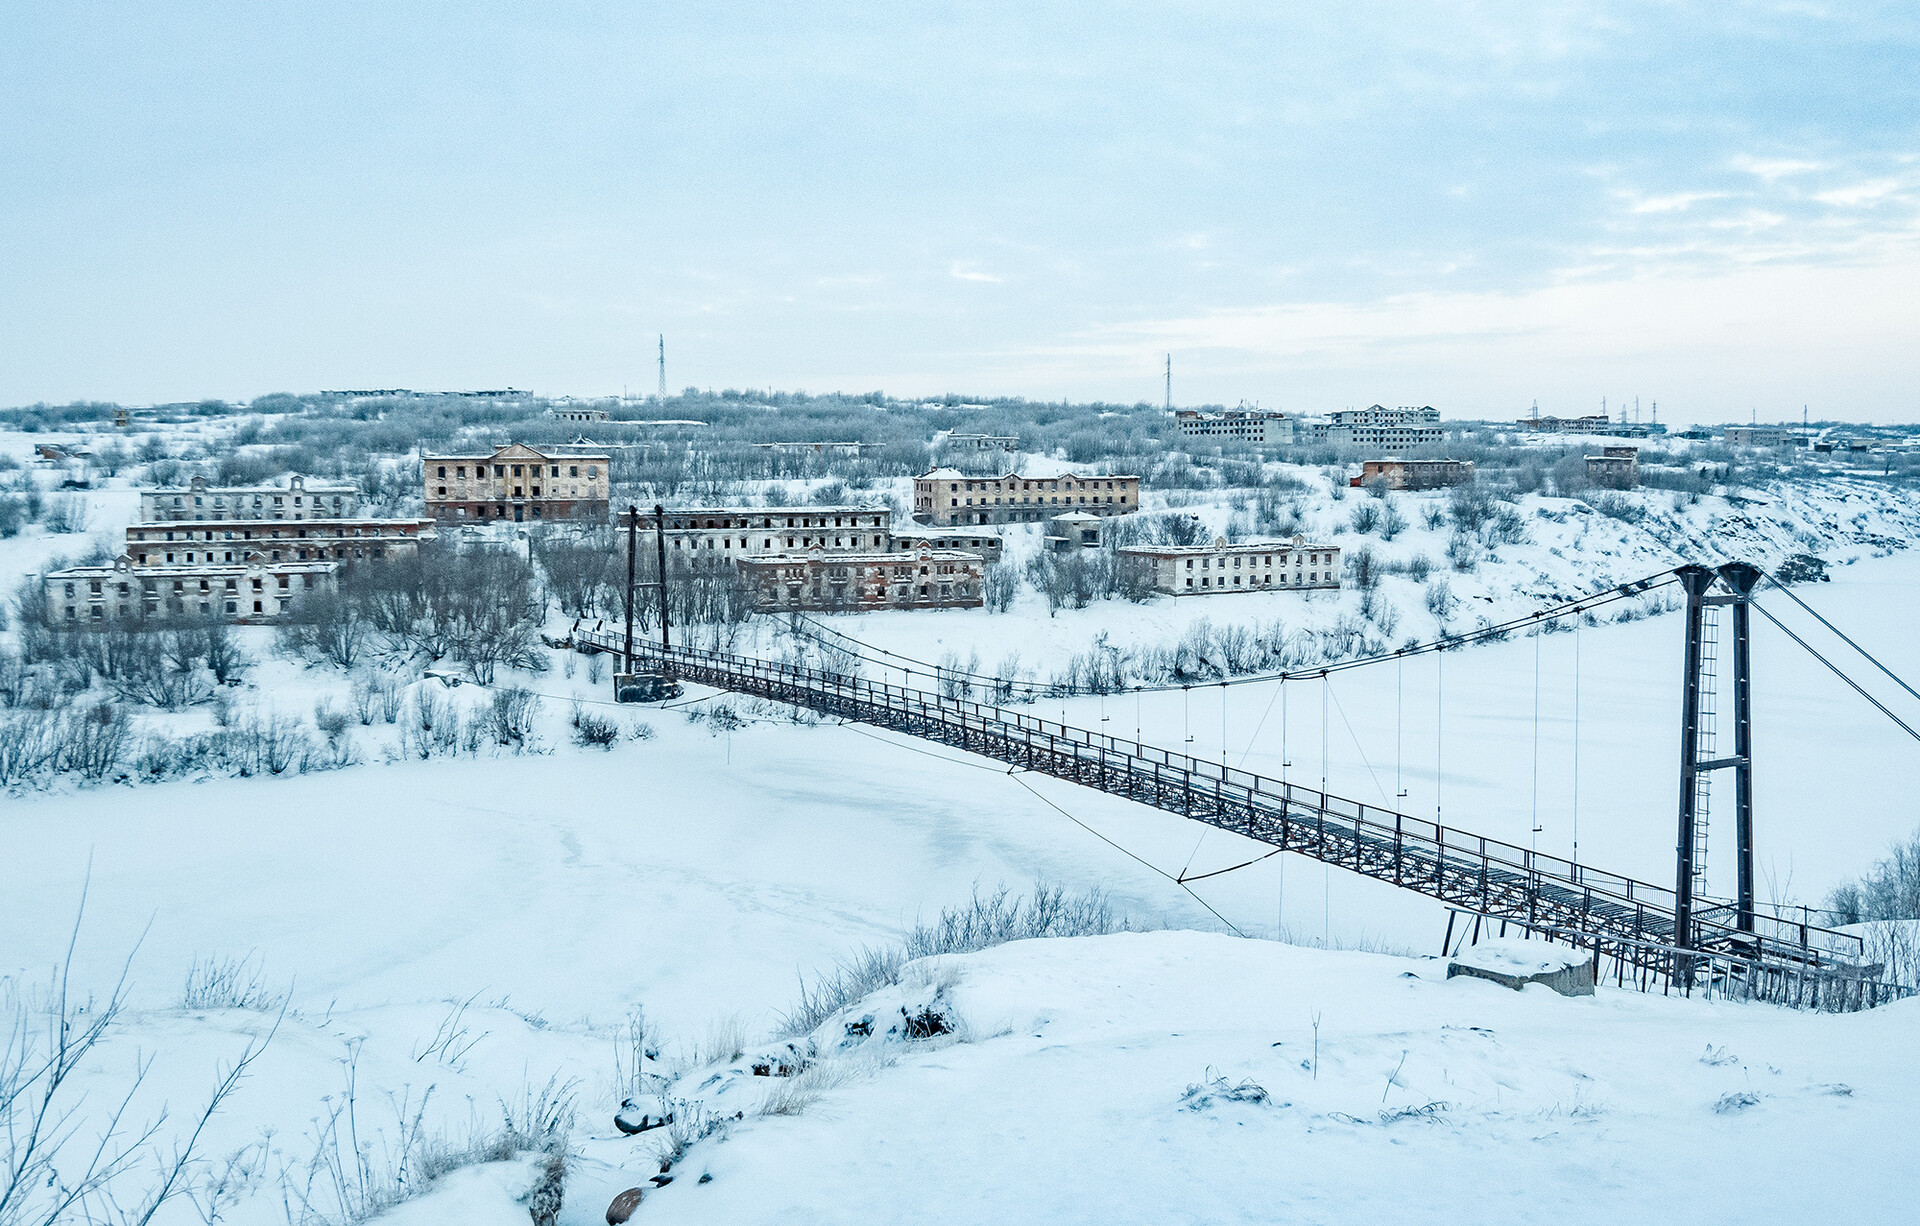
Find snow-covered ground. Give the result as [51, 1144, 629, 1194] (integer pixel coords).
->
[5, 427, 1919, 1224]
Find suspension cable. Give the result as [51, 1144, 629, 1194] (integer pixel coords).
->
[1751, 600, 1920, 743]
[1761, 573, 1920, 706]
[780, 571, 1681, 699]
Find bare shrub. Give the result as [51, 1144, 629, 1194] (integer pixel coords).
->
[780, 885, 1126, 1036]
[4, 901, 275, 1226]
[486, 686, 542, 749]
[568, 701, 620, 749]
[40, 493, 89, 534]
[183, 952, 288, 1012]
[281, 1056, 574, 1226]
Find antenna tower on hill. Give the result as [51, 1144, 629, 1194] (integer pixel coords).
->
[1164, 354, 1172, 411]
[658, 335, 667, 398]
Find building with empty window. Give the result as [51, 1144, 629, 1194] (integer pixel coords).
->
[913, 468, 1138, 526]
[124, 518, 436, 565]
[1585, 446, 1640, 489]
[1173, 409, 1289, 445]
[423, 443, 610, 523]
[885, 527, 1005, 560]
[1118, 536, 1342, 596]
[621, 505, 894, 568]
[140, 474, 360, 522]
[1326, 406, 1443, 451]
[940, 432, 1020, 453]
[736, 547, 985, 611]
[548, 405, 611, 423]
[1353, 459, 1475, 491]
[44, 554, 339, 623]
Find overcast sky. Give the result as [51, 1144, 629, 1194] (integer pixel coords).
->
[3, 2, 1916, 421]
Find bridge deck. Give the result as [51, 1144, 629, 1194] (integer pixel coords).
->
[584, 631, 1904, 1011]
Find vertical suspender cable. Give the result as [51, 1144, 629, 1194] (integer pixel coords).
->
[1436, 648, 1444, 823]
[1573, 617, 1582, 866]
[1321, 671, 1331, 943]
[1396, 653, 1405, 800]
[1531, 620, 1542, 853]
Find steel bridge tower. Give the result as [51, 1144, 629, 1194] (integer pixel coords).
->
[1673, 562, 1762, 965]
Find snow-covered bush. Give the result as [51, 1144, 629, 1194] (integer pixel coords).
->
[780, 885, 1128, 1036]
[568, 701, 620, 749]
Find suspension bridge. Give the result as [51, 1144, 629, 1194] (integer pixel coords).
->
[574, 561, 1918, 1012]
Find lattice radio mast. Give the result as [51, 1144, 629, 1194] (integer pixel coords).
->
[657, 335, 667, 398]
[1164, 354, 1172, 411]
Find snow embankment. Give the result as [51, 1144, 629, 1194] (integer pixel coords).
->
[570, 931, 1919, 1226]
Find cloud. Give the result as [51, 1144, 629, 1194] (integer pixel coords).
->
[1627, 191, 1731, 214]
[1729, 155, 1829, 181]
[1007, 236, 1920, 416]
[948, 261, 1003, 283]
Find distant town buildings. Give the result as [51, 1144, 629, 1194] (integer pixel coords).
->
[1174, 409, 1291, 445]
[125, 518, 436, 565]
[751, 441, 873, 457]
[1354, 459, 1475, 491]
[941, 433, 1020, 453]
[1585, 446, 1640, 489]
[1723, 425, 1793, 447]
[1119, 536, 1343, 596]
[423, 443, 610, 523]
[1174, 405, 1442, 451]
[141, 474, 359, 522]
[45, 554, 338, 624]
[1517, 412, 1666, 439]
[1326, 406, 1443, 451]
[914, 468, 1139, 526]
[549, 405, 611, 424]
[736, 548, 985, 611]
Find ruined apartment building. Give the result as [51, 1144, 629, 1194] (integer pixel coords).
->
[140, 474, 360, 522]
[622, 505, 894, 568]
[423, 443, 610, 523]
[736, 547, 985, 611]
[1118, 536, 1342, 596]
[45, 554, 339, 624]
[913, 468, 1139, 526]
[125, 518, 437, 565]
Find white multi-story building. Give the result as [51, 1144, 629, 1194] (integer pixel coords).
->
[913, 468, 1139, 526]
[44, 554, 339, 623]
[940, 432, 1020, 453]
[125, 518, 437, 566]
[1325, 405, 1443, 451]
[140, 474, 360, 522]
[1118, 536, 1342, 596]
[623, 505, 894, 569]
[1173, 409, 1289, 445]
[736, 547, 985, 611]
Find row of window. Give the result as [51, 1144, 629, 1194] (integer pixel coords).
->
[163, 493, 348, 508]
[950, 493, 1125, 507]
[671, 515, 885, 530]
[1182, 551, 1330, 569]
[65, 573, 317, 597]
[939, 479, 1131, 492]
[135, 547, 385, 564]
[135, 525, 411, 542]
[433, 463, 599, 479]
[65, 597, 289, 620]
[437, 484, 587, 499]
[1185, 573, 1325, 588]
